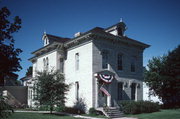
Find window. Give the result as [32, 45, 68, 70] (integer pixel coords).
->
[29, 89, 33, 100]
[131, 56, 136, 72]
[117, 82, 123, 100]
[60, 58, 64, 73]
[102, 50, 109, 69]
[117, 53, 123, 70]
[28, 90, 30, 99]
[75, 53, 79, 70]
[131, 83, 136, 100]
[117, 27, 123, 36]
[44, 38, 49, 46]
[45, 38, 48, 45]
[75, 81, 79, 101]
[46, 57, 49, 70]
[43, 58, 46, 69]
[43, 57, 49, 70]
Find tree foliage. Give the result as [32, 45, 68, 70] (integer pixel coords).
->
[0, 7, 22, 85]
[25, 66, 32, 76]
[145, 45, 180, 108]
[34, 70, 69, 114]
[0, 95, 13, 118]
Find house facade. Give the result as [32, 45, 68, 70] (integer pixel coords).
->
[28, 21, 149, 110]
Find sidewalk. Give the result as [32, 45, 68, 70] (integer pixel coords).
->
[15, 110, 138, 119]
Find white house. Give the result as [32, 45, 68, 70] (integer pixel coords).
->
[28, 21, 150, 111]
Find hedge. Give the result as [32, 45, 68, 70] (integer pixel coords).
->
[118, 100, 160, 114]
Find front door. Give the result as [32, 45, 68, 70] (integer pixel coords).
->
[131, 83, 136, 100]
[98, 91, 107, 107]
[98, 84, 110, 107]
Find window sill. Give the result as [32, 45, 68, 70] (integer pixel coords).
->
[130, 72, 137, 74]
[117, 70, 123, 72]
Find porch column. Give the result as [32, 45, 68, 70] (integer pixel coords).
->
[94, 75, 99, 108]
[107, 95, 111, 107]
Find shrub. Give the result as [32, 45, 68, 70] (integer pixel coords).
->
[118, 100, 160, 114]
[89, 107, 97, 115]
[55, 104, 65, 112]
[63, 107, 84, 114]
[38, 105, 50, 111]
[73, 98, 86, 114]
[0, 96, 13, 118]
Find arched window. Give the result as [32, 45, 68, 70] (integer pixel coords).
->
[117, 53, 123, 70]
[75, 53, 79, 70]
[43, 58, 46, 69]
[46, 57, 49, 70]
[60, 58, 64, 73]
[75, 81, 79, 101]
[131, 56, 136, 72]
[102, 50, 109, 69]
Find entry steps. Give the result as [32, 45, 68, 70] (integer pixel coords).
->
[96, 107, 123, 118]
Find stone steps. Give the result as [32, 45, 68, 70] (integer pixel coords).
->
[104, 107, 123, 118]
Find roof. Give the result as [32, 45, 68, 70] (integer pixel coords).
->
[20, 75, 32, 81]
[29, 22, 150, 60]
[46, 34, 71, 43]
[31, 41, 58, 54]
[70, 26, 150, 48]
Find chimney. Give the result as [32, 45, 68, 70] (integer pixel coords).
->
[74, 32, 82, 37]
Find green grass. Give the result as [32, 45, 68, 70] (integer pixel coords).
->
[127, 109, 180, 119]
[7, 112, 80, 119]
[82, 114, 107, 118]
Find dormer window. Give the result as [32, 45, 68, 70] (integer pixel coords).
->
[105, 21, 126, 36]
[117, 27, 123, 36]
[44, 37, 49, 46]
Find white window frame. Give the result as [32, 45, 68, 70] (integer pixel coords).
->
[75, 53, 79, 71]
[102, 50, 109, 69]
[117, 53, 123, 71]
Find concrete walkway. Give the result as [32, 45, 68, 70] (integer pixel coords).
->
[15, 110, 138, 119]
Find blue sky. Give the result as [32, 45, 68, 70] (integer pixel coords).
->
[1, 0, 180, 79]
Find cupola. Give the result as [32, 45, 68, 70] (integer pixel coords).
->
[105, 18, 127, 36]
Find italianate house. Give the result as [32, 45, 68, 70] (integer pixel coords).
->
[27, 21, 149, 111]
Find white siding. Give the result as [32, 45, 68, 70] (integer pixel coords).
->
[65, 41, 93, 109]
[33, 50, 58, 74]
[109, 30, 118, 36]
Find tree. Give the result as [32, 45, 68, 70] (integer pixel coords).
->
[0, 95, 13, 118]
[34, 70, 69, 114]
[145, 45, 180, 108]
[0, 7, 22, 85]
[25, 66, 32, 76]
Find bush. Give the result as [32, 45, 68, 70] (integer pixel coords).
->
[118, 100, 160, 114]
[63, 107, 84, 114]
[0, 96, 13, 118]
[38, 105, 50, 111]
[89, 107, 97, 115]
[55, 104, 65, 112]
[73, 98, 86, 114]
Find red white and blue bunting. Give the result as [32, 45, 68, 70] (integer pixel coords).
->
[99, 74, 114, 83]
[94, 71, 115, 84]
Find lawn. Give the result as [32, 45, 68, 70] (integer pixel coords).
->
[128, 109, 180, 119]
[7, 112, 80, 119]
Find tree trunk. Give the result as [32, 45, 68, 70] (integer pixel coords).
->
[50, 105, 53, 114]
[0, 75, 4, 86]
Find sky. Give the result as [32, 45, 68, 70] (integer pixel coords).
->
[1, 0, 180, 80]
